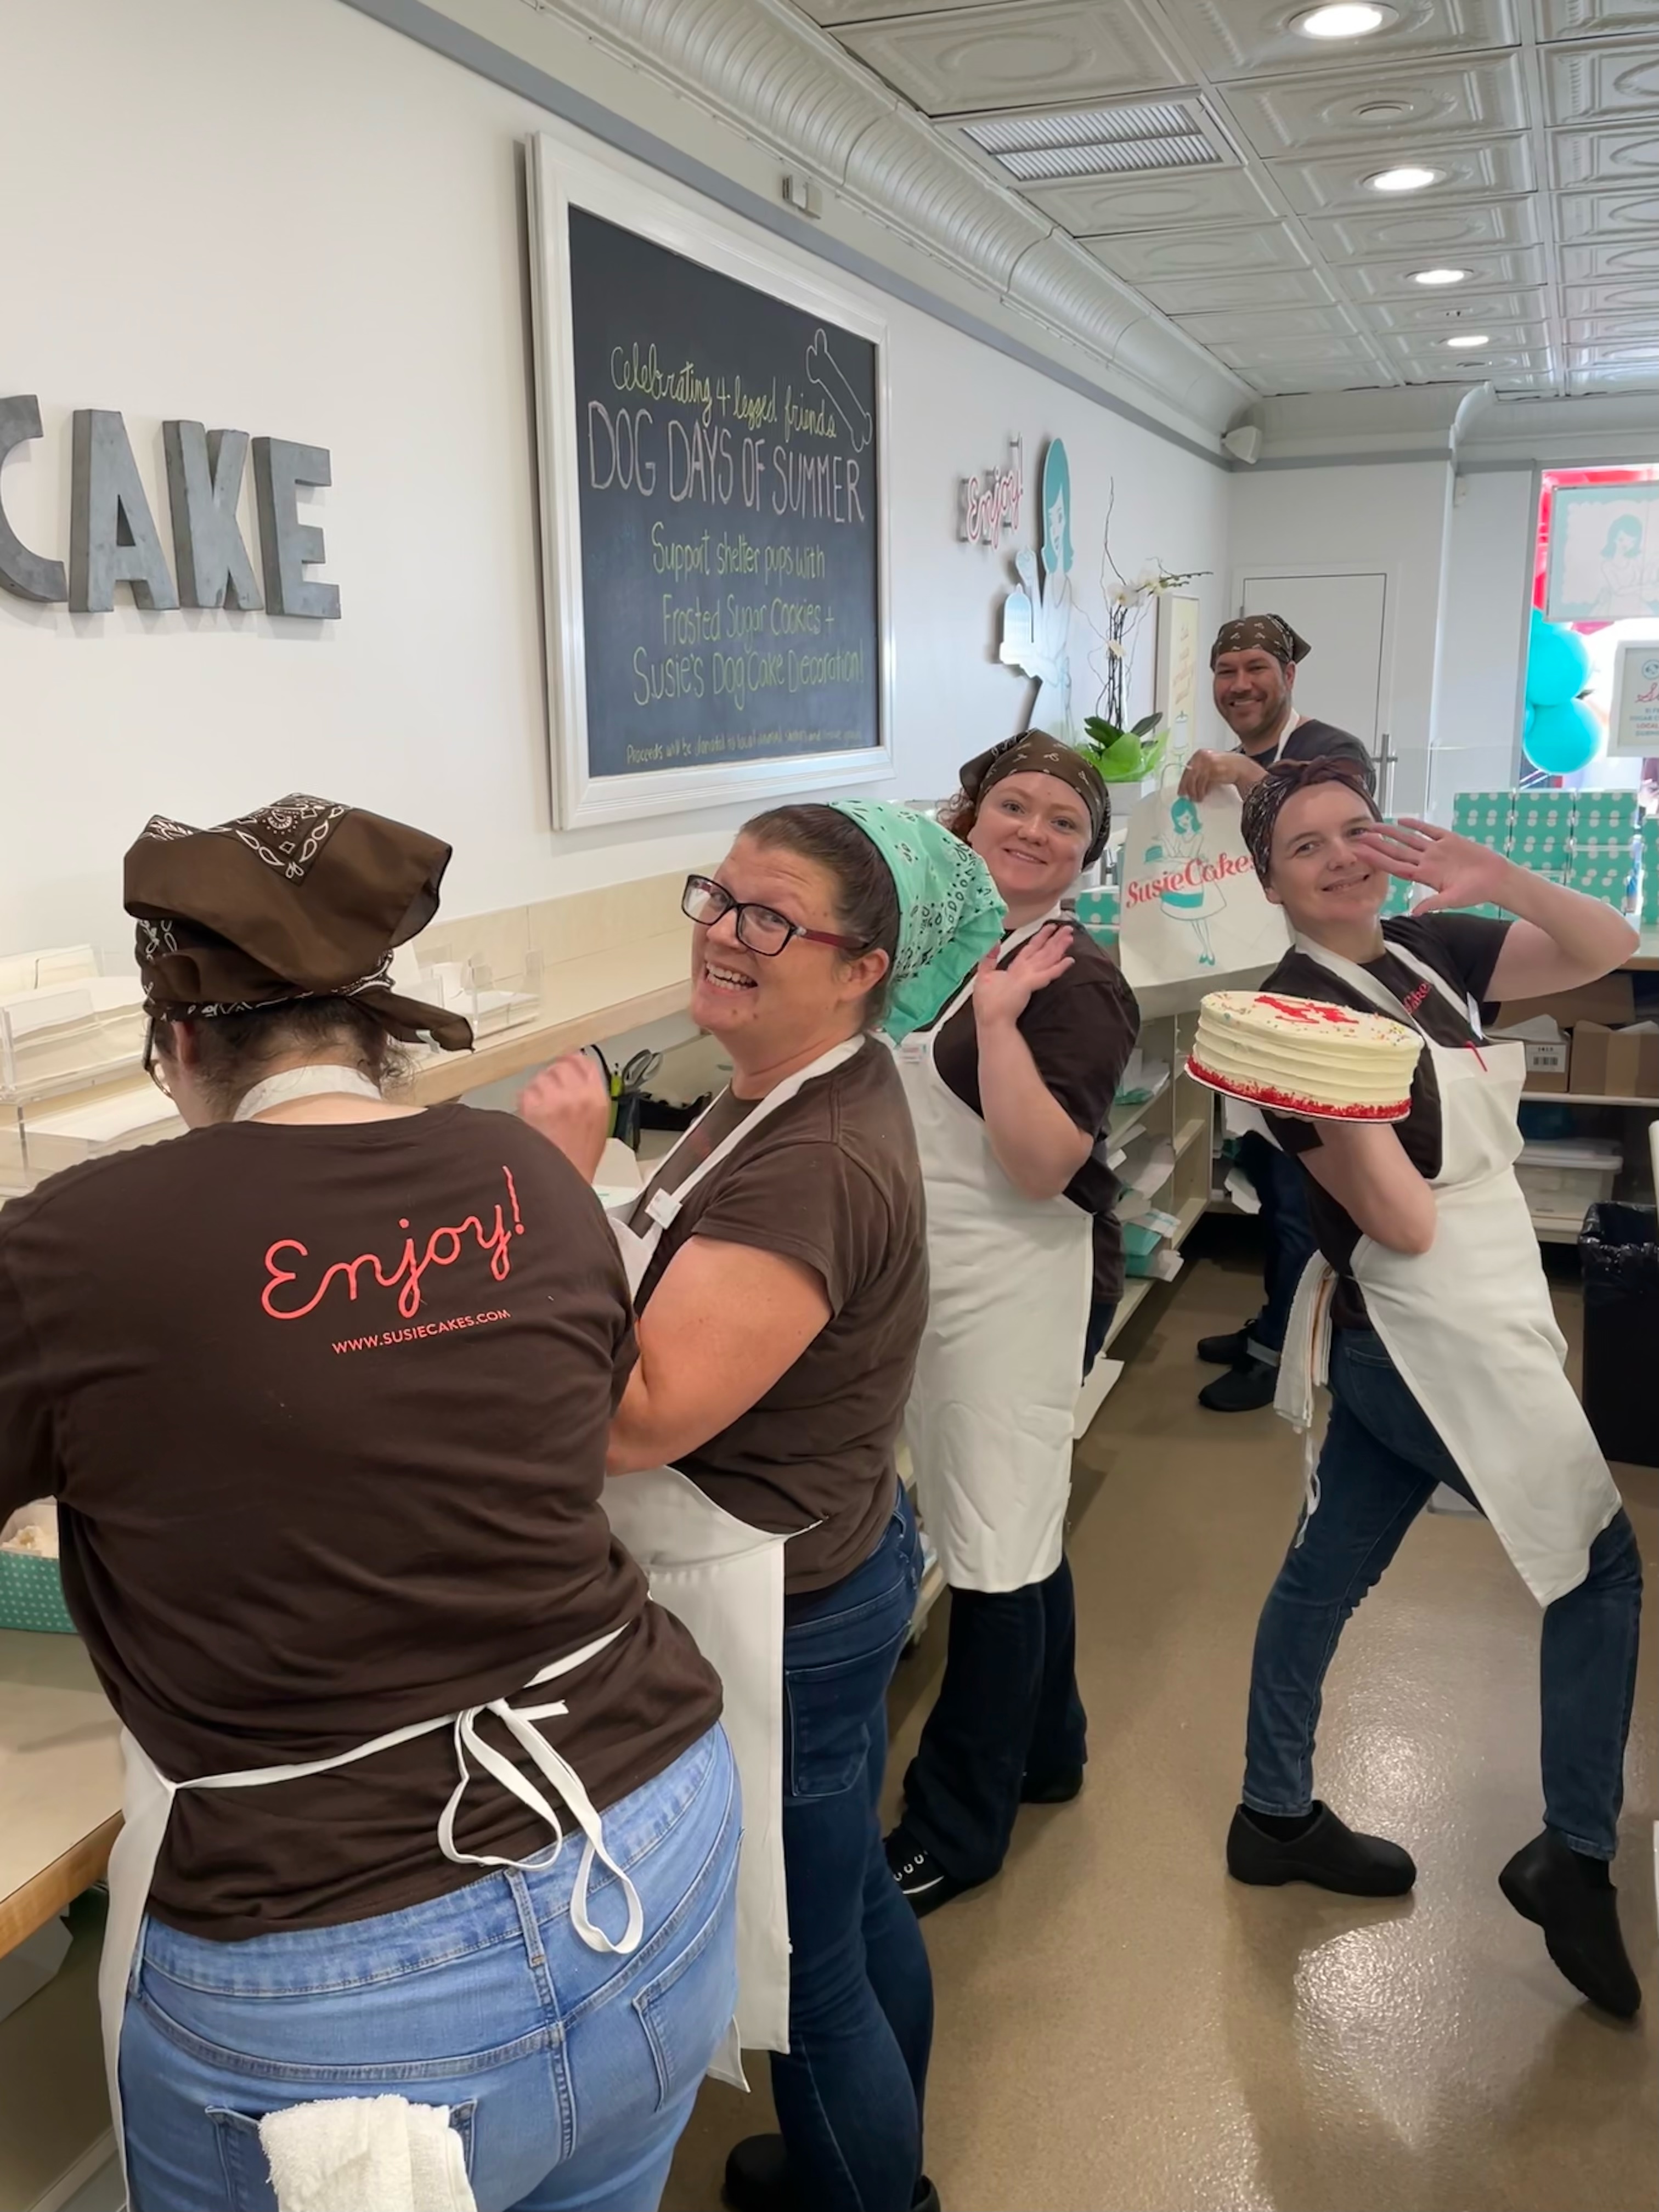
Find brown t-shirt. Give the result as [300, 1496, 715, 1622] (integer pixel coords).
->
[631, 1039, 927, 1596]
[930, 925, 1143, 1303]
[0, 1105, 721, 1940]
[1261, 912, 1513, 1329]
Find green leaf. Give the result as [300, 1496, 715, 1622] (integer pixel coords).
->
[1132, 713, 1161, 737]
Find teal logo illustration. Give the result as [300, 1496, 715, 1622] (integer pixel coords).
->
[1128, 795, 1253, 970]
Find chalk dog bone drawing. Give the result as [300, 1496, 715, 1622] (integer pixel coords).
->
[805, 329, 872, 453]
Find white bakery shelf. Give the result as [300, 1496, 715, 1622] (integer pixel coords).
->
[1166, 1192, 1207, 1252]
[1173, 1114, 1209, 1159]
[1102, 1277, 1155, 1351]
[1531, 1216, 1588, 1244]
[1527, 1091, 1659, 1108]
[1073, 1355, 1125, 1440]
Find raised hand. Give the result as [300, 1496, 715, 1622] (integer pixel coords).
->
[973, 922, 1076, 1030]
[518, 1051, 611, 1183]
[1352, 818, 1511, 916]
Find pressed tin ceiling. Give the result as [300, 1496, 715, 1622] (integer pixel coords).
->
[787, 0, 1659, 399]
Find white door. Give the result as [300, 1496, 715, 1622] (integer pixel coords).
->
[1236, 569, 1392, 799]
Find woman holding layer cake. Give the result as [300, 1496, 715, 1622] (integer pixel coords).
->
[1221, 757, 1644, 2021]
[883, 734, 1141, 1920]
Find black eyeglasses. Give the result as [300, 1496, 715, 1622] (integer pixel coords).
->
[681, 874, 865, 958]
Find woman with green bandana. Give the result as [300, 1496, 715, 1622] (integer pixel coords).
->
[520, 800, 1001, 2212]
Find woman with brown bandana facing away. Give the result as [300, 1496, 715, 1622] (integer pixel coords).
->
[0, 796, 740, 2211]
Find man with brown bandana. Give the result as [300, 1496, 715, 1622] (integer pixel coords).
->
[1182, 616, 1376, 1410]
[1178, 614, 1375, 804]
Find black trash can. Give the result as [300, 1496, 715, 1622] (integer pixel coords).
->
[1579, 1201, 1659, 1469]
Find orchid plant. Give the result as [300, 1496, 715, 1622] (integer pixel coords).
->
[1082, 482, 1207, 783]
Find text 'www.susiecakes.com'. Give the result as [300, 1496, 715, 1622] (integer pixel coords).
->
[331, 1310, 511, 1356]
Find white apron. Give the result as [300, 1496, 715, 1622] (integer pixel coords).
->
[602, 1035, 865, 2077]
[100, 1627, 643, 2193]
[1276, 939, 1622, 1607]
[896, 929, 1093, 1593]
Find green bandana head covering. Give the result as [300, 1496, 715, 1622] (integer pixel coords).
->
[829, 800, 1005, 1043]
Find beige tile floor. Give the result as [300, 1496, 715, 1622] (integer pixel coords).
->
[665, 1230, 1658, 2212]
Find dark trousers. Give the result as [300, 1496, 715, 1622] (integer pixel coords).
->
[1237, 1130, 1318, 1364]
[902, 1300, 1113, 1888]
[1243, 1327, 1644, 1859]
[773, 1487, 933, 2212]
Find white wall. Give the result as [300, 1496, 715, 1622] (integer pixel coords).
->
[1427, 469, 1533, 813]
[0, 0, 1228, 967]
[1226, 459, 1454, 817]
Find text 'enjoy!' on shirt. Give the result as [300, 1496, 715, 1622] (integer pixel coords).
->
[1261, 911, 1513, 1329]
[0, 1103, 721, 1939]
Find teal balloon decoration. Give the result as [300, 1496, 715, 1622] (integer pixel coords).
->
[1525, 611, 1591, 708]
[1524, 697, 1600, 775]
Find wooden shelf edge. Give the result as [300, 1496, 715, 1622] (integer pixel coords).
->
[0, 1815, 119, 1958]
[409, 981, 693, 1104]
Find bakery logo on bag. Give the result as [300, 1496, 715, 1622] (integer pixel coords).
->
[261, 1169, 524, 1323]
[1125, 853, 1254, 906]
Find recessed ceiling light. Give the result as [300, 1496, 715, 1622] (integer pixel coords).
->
[1293, 3, 1395, 37]
[1444, 334, 1491, 348]
[1366, 164, 1444, 193]
[1412, 267, 1470, 285]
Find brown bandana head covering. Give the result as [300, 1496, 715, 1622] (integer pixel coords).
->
[955, 732, 1111, 866]
[124, 794, 475, 1052]
[1210, 613, 1311, 669]
[1240, 758, 1381, 887]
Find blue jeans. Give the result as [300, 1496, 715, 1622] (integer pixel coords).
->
[1237, 1132, 1318, 1364]
[120, 1725, 740, 2212]
[775, 1484, 930, 2212]
[1243, 1328, 1644, 1859]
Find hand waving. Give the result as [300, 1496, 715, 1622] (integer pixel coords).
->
[973, 923, 1076, 1030]
[1351, 818, 1513, 917]
[518, 1051, 611, 1183]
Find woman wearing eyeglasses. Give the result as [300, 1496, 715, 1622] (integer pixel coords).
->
[520, 803, 1003, 2212]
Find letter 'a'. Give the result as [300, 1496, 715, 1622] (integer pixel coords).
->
[69, 409, 179, 612]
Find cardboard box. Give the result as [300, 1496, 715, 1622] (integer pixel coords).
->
[1576, 794, 1639, 839]
[1510, 830, 1573, 865]
[1452, 791, 1513, 834]
[1513, 793, 1576, 837]
[1569, 1021, 1659, 1099]
[1497, 973, 1637, 1030]
[1499, 1025, 1572, 1093]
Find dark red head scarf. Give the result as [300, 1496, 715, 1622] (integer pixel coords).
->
[956, 732, 1111, 866]
[1211, 613, 1311, 669]
[1240, 758, 1381, 886]
[124, 794, 475, 1051]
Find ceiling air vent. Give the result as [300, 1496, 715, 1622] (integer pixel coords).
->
[959, 100, 1226, 182]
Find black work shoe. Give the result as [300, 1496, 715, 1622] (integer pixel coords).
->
[1227, 1802, 1417, 1896]
[1197, 1326, 1250, 1367]
[1020, 1764, 1085, 1804]
[1499, 1830, 1642, 2019]
[1199, 1359, 1279, 1413]
[885, 1825, 978, 1918]
[724, 2136, 941, 2212]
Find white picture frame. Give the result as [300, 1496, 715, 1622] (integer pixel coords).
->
[1607, 638, 1659, 758]
[527, 130, 895, 830]
[1155, 592, 1201, 767]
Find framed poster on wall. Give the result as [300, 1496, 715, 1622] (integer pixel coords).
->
[1545, 482, 1659, 623]
[1609, 639, 1659, 757]
[527, 132, 893, 828]
[1155, 592, 1201, 766]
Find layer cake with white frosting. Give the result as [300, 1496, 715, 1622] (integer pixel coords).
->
[1187, 992, 1421, 1122]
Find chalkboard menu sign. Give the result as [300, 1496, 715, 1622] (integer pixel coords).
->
[531, 140, 891, 827]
